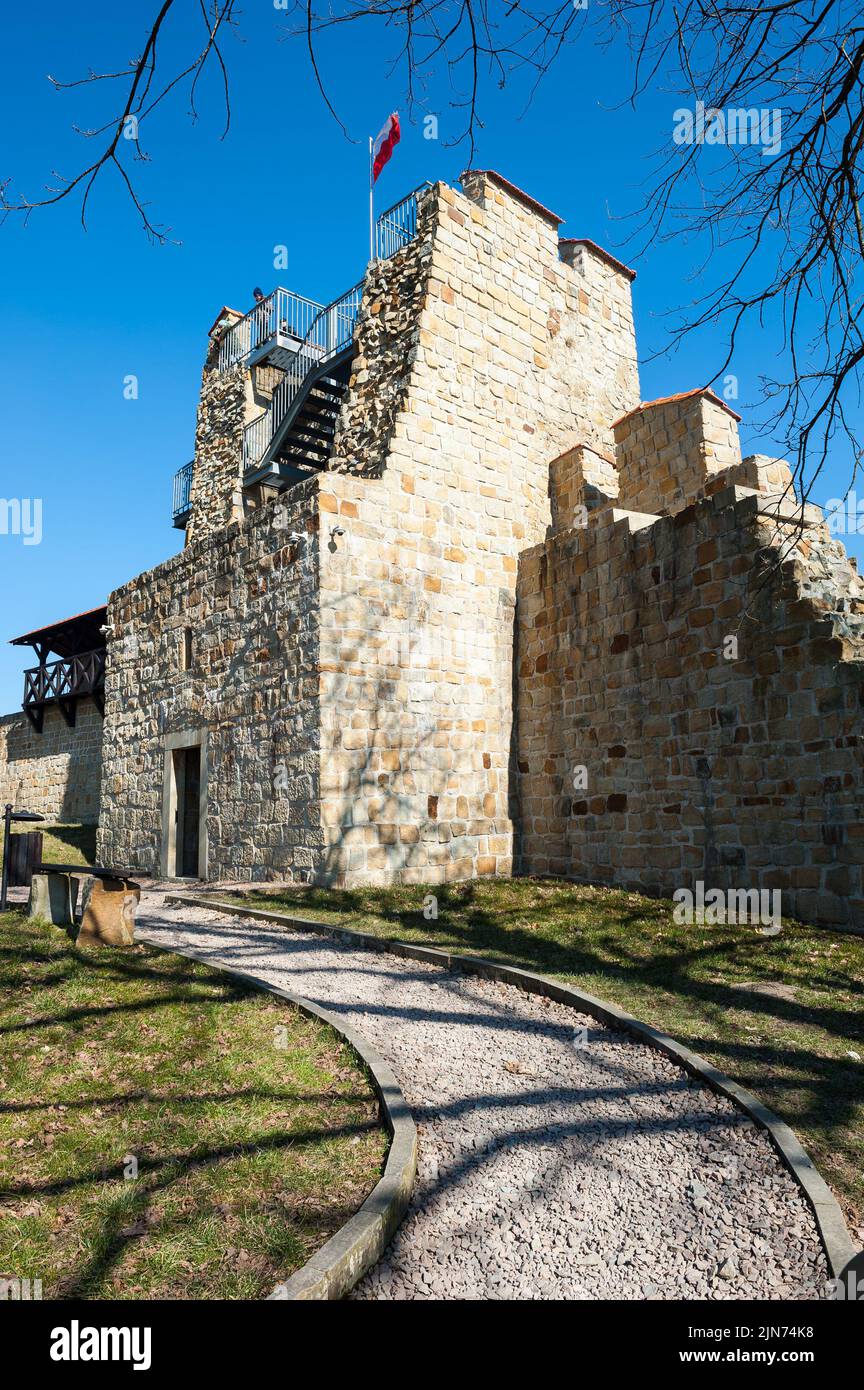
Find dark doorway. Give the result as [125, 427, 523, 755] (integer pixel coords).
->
[174, 746, 201, 877]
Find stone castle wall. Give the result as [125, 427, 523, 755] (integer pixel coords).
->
[98, 171, 643, 887]
[0, 701, 103, 823]
[186, 362, 247, 546]
[95, 168, 864, 922]
[615, 391, 742, 516]
[313, 174, 642, 884]
[516, 425, 864, 928]
[97, 480, 322, 880]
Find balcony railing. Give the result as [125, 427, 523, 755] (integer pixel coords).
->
[217, 184, 432, 383]
[24, 649, 106, 705]
[23, 649, 106, 729]
[375, 185, 430, 259]
[217, 288, 324, 372]
[173, 460, 194, 526]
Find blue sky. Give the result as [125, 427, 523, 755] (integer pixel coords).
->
[0, 2, 860, 711]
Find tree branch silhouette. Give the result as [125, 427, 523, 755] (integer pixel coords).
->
[4, 0, 862, 509]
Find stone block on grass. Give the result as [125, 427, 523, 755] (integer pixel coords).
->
[76, 877, 141, 947]
[27, 872, 79, 928]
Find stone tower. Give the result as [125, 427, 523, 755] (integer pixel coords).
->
[97, 171, 641, 886]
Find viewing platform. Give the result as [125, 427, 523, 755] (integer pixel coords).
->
[171, 185, 430, 526]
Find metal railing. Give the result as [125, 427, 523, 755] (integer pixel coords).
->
[217, 288, 324, 372]
[23, 649, 106, 708]
[243, 283, 363, 471]
[375, 183, 431, 259]
[173, 460, 194, 520]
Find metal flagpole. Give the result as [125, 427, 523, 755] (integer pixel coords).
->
[369, 135, 374, 262]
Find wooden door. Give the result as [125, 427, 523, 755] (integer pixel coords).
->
[178, 747, 201, 877]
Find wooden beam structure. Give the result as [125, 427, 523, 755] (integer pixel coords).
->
[10, 606, 107, 735]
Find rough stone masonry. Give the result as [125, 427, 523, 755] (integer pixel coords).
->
[93, 170, 863, 928]
[0, 703, 102, 824]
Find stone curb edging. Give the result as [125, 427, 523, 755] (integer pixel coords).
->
[142, 932, 417, 1301]
[166, 892, 858, 1283]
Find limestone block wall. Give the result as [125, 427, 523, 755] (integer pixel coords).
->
[314, 467, 517, 885]
[549, 443, 619, 533]
[0, 702, 103, 823]
[313, 172, 642, 886]
[516, 489, 864, 927]
[557, 238, 639, 452]
[615, 390, 742, 517]
[711, 452, 797, 500]
[97, 479, 322, 881]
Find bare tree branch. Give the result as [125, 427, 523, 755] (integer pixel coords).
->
[1, 0, 239, 242]
[4, 0, 862, 519]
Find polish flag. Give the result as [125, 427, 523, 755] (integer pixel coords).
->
[372, 112, 400, 183]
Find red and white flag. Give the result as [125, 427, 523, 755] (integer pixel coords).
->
[372, 112, 400, 183]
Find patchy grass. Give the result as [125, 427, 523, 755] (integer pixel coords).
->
[232, 877, 864, 1238]
[0, 911, 387, 1300]
[38, 822, 98, 867]
[0, 822, 97, 871]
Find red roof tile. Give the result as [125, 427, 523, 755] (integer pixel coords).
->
[10, 605, 108, 660]
[559, 238, 637, 282]
[613, 388, 742, 428]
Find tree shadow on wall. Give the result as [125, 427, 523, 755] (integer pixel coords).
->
[314, 570, 508, 889]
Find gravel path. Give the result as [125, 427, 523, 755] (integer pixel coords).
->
[137, 893, 828, 1301]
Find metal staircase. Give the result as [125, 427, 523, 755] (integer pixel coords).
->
[242, 284, 361, 488]
[168, 184, 436, 521]
[238, 185, 431, 493]
[259, 363, 351, 486]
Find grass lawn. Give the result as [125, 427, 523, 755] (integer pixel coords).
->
[38, 822, 98, 866]
[232, 877, 864, 1240]
[0, 911, 387, 1300]
[0, 821, 97, 870]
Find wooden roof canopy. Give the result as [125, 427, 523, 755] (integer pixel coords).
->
[10, 606, 108, 660]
